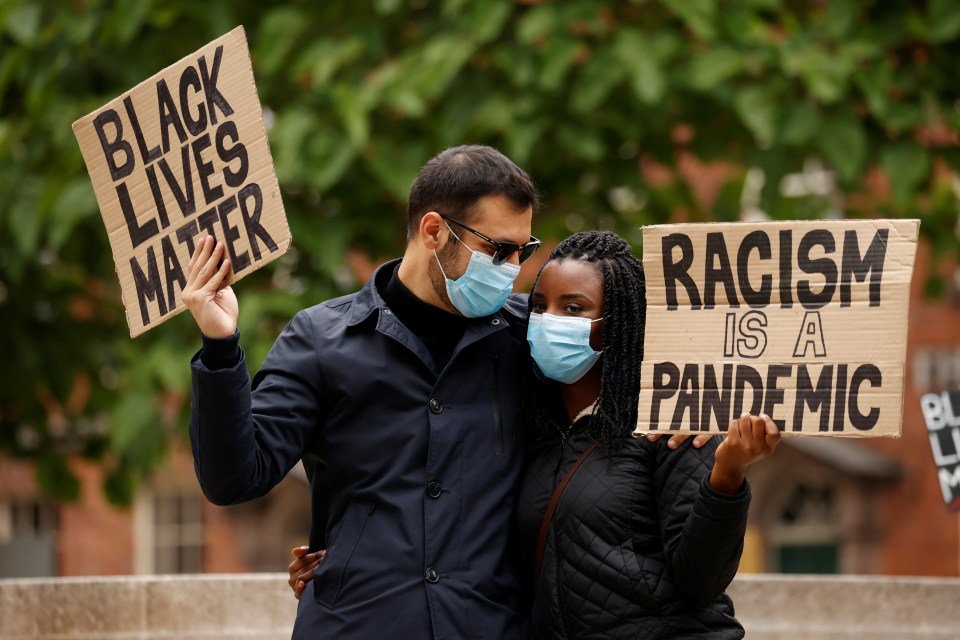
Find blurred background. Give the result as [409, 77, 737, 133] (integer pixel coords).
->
[1, 0, 958, 579]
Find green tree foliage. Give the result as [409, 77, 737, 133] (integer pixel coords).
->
[2, 0, 959, 503]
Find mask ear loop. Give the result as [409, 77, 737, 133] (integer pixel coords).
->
[434, 220, 464, 280]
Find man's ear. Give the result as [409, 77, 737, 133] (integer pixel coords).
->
[419, 212, 445, 251]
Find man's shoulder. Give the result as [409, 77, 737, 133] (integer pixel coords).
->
[297, 291, 362, 324]
[502, 293, 529, 321]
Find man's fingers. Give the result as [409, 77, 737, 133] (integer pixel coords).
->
[197, 242, 225, 286]
[188, 236, 214, 283]
[187, 237, 205, 275]
[203, 254, 232, 293]
[692, 434, 714, 448]
[666, 433, 690, 449]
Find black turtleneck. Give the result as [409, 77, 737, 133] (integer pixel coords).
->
[380, 265, 468, 373]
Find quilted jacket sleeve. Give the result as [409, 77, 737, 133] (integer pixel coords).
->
[652, 438, 751, 605]
[189, 311, 324, 505]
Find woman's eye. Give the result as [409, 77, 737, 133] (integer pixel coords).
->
[564, 305, 583, 314]
[532, 302, 546, 312]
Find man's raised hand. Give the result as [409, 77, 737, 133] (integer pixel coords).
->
[182, 235, 238, 339]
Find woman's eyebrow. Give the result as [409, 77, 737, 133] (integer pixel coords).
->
[559, 292, 592, 301]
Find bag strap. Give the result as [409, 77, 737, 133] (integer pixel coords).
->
[533, 442, 597, 586]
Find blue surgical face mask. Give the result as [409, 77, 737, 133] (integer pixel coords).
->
[527, 312, 603, 384]
[435, 224, 521, 318]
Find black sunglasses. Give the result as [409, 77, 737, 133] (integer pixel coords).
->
[440, 214, 542, 266]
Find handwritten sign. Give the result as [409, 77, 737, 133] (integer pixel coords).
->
[920, 388, 960, 510]
[634, 220, 919, 437]
[73, 27, 291, 337]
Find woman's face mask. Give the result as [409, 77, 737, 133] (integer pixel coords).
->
[527, 313, 603, 383]
[526, 258, 605, 384]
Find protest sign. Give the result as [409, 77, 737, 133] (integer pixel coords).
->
[920, 389, 960, 511]
[634, 219, 919, 437]
[73, 26, 291, 337]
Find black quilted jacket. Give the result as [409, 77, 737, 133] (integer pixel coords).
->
[516, 417, 750, 639]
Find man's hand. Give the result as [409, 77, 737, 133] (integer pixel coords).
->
[182, 235, 238, 339]
[710, 413, 781, 495]
[288, 546, 325, 600]
[644, 433, 715, 450]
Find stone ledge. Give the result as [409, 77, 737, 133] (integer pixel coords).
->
[0, 574, 957, 639]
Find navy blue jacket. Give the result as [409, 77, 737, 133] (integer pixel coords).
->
[190, 260, 530, 639]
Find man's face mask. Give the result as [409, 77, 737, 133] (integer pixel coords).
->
[527, 312, 603, 384]
[435, 222, 521, 318]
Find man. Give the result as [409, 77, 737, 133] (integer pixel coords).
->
[184, 145, 541, 639]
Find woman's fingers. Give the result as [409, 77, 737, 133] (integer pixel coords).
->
[762, 414, 782, 451]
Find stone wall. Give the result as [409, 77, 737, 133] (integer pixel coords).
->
[0, 574, 956, 639]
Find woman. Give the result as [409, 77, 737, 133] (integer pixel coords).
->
[517, 230, 778, 639]
[290, 230, 779, 638]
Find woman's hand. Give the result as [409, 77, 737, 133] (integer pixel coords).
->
[287, 546, 325, 600]
[710, 413, 781, 495]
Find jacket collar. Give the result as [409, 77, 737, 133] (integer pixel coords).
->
[346, 259, 399, 327]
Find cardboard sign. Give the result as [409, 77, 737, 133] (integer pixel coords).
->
[73, 27, 291, 337]
[920, 389, 960, 511]
[634, 219, 919, 437]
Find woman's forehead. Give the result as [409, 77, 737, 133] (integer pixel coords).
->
[534, 258, 603, 295]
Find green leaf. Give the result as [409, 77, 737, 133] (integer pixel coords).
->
[537, 38, 579, 91]
[556, 126, 605, 162]
[36, 454, 80, 502]
[48, 179, 97, 251]
[516, 4, 557, 44]
[817, 114, 866, 183]
[880, 142, 930, 207]
[4, 4, 42, 45]
[332, 85, 370, 147]
[686, 48, 744, 90]
[505, 118, 549, 166]
[9, 178, 43, 260]
[570, 51, 626, 114]
[104, 465, 137, 506]
[927, 0, 960, 43]
[374, 0, 404, 15]
[614, 30, 666, 105]
[365, 141, 429, 202]
[254, 7, 309, 75]
[880, 101, 922, 133]
[855, 60, 892, 120]
[661, 0, 717, 40]
[779, 102, 820, 146]
[109, 389, 165, 470]
[293, 38, 366, 88]
[458, 0, 512, 44]
[733, 86, 777, 147]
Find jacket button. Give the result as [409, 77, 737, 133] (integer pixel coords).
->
[425, 567, 440, 583]
[429, 398, 442, 414]
[426, 481, 442, 498]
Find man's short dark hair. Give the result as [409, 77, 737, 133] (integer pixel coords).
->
[407, 145, 539, 240]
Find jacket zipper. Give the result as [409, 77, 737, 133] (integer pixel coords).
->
[491, 353, 504, 456]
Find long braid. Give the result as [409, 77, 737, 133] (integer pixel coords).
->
[521, 231, 647, 448]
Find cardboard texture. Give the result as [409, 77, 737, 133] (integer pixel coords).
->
[72, 26, 291, 337]
[634, 219, 919, 437]
[919, 388, 960, 511]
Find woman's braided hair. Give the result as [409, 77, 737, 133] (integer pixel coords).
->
[521, 230, 647, 448]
